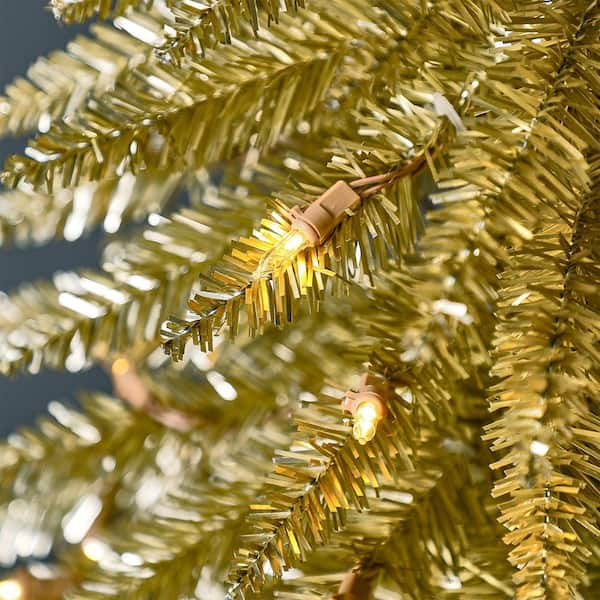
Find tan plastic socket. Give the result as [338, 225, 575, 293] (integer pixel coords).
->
[341, 373, 387, 419]
[290, 180, 361, 245]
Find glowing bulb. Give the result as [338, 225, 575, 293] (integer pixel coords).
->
[254, 229, 309, 278]
[356, 402, 378, 422]
[0, 580, 22, 600]
[282, 231, 307, 253]
[353, 420, 377, 445]
[111, 357, 131, 376]
[352, 400, 383, 445]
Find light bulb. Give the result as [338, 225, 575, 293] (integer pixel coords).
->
[0, 580, 22, 600]
[341, 375, 387, 446]
[356, 402, 378, 422]
[352, 400, 382, 445]
[282, 231, 307, 253]
[353, 420, 377, 445]
[254, 229, 310, 278]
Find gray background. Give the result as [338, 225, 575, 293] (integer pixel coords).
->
[0, 2, 111, 436]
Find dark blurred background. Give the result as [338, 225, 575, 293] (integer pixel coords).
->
[0, 2, 111, 436]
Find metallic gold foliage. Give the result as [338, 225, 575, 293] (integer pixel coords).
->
[0, 392, 167, 554]
[266, 444, 512, 599]
[0, 0, 599, 599]
[225, 361, 507, 599]
[224, 371, 435, 597]
[0, 180, 260, 374]
[161, 95, 451, 358]
[0, 170, 180, 247]
[65, 420, 292, 600]
[0, 24, 148, 139]
[2, 1, 395, 193]
[161, 0, 516, 361]
[49, 0, 154, 23]
[155, 0, 305, 62]
[360, 0, 597, 423]
[485, 155, 600, 597]
[354, 3, 598, 597]
[161, 171, 422, 360]
[0, 295, 361, 594]
[50, 306, 362, 599]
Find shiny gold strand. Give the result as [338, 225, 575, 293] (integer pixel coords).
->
[49, 0, 154, 23]
[161, 118, 440, 358]
[362, 2, 600, 598]
[156, 0, 306, 62]
[0, 22, 149, 138]
[484, 154, 600, 596]
[0, 170, 181, 247]
[228, 0, 597, 596]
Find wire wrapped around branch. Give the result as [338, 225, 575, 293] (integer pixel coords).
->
[161, 147, 434, 360]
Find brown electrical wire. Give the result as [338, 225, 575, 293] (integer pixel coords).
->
[349, 152, 431, 198]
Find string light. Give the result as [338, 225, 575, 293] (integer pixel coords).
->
[342, 374, 387, 445]
[254, 181, 360, 277]
[0, 580, 22, 600]
[330, 568, 378, 600]
[255, 172, 411, 279]
[254, 229, 310, 277]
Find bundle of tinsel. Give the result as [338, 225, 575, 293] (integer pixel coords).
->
[0, 1, 598, 599]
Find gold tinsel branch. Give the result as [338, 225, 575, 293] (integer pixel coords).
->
[0, 297, 363, 597]
[0, 391, 168, 551]
[0, 23, 148, 138]
[224, 340, 502, 599]
[49, 0, 154, 23]
[362, 0, 598, 420]
[2, 1, 394, 193]
[156, 0, 305, 62]
[225, 384, 417, 598]
[161, 160, 425, 359]
[484, 153, 600, 597]
[0, 2, 598, 600]
[66, 420, 292, 600]
[269, 469, 512, 599]
[0, 183, 260, 374]
[358, 2, 600, 595]
[161, 0, 514, 360]
[0, 170, 180, 247]
[63, 297, 366, 599]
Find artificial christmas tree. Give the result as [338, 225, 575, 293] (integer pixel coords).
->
[0, 1, 598, 599]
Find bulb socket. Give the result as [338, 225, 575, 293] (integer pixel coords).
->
[289, 181, 360, 245]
